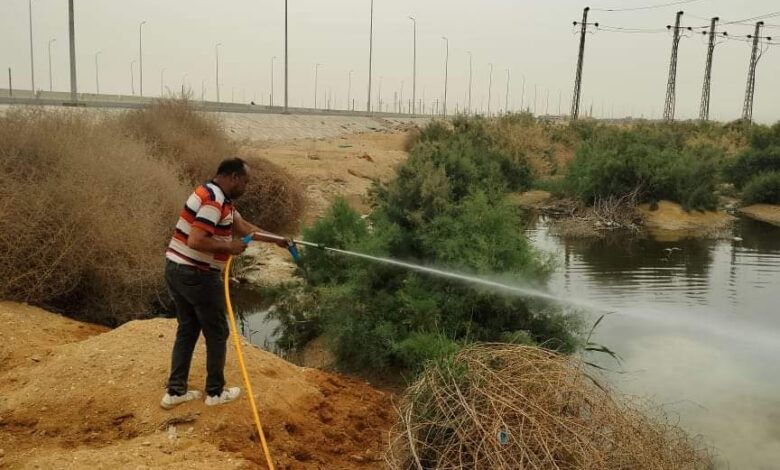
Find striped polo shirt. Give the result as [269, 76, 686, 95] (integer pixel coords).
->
[166, 181, 239, 271]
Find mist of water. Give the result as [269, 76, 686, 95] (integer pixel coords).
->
[324, 246, 607, 312]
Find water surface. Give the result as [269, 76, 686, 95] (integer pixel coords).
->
[527, 217, 780, 469]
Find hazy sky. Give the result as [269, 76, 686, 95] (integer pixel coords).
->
[1, 0, 779, 123]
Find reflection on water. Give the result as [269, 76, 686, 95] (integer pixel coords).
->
[528, 216, 780, 469]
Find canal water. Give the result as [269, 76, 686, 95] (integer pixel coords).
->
[237, 216, 780, 468]
[527, 216, 780, 469]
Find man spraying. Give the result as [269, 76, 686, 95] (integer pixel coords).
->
[161, 157, 287, 409]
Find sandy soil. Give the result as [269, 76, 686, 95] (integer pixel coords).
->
[0, 303, 393, 469]
[739, 204, 780, 227]
[241, 131, 411, 226]
[237, 130, 412, 288]
[637, 200, 735, 239]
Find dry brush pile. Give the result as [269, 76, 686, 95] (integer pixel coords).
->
[388, 344, 713, 470]
[0, 101, 304, 325]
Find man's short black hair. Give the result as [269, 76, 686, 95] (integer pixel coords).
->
[216, 158, 248, 176]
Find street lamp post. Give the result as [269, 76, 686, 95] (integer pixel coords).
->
[408, 16, 417, 114]
[130, 60, 136, 96]
[270, 56, 277, 106]
[505, 69, 510, 114]
[160, 68, 166, 96]
[521, 74, 526, 112]
[215, 43, 222, 102]
[467, 51, 473, 114]
[94, 50, 102, 94]
[487, 63, 493, 116]
[314, 63, 321, 109]
[182, 73, 189, 96]
[367, 0, 374, 112]
[442, 36, 449, 117]
[48, 38, 56, 92]
[28, 0, 35, 93]
[139, 21, 146, 97]
[348, 69, 353, 111]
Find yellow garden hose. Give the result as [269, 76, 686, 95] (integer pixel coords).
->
[223, 256, 276, 470]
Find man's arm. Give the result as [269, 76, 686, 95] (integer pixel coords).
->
[234, 213, 288, 247]
[188, 226, 247, 255]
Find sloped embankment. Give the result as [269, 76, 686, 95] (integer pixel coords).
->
[0, 302, 393, 469]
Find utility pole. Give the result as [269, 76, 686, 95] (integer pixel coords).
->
[29, 0, 35, 93]
[284, 0, 289, 112]
[68, 0, 77, 101]
[487, 63, 493, 116]
[699, 17, 719, 121]
[663, 11, 684, 122]
[409, 16, 417, 114]
[442, 36, 449, 117]
[8, 68, 12, 97]
[160, 68, 166, 96]
[742, 21, 769, 122]
[571, 7, 596, 120]
[467, 51, 473, 114]
[48, 38, 56, 92]
[367, 0, 374, 112]
[139, 21, 146, 97]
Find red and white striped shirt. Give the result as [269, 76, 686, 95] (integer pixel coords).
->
[166, 181, 239, 271]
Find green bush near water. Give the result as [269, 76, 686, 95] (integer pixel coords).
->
[275, 119, 582, 374]
[563, 124, 722, 211]
[742, 171, 780, 205]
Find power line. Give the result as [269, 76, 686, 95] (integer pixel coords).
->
[592, 0, 702, 13]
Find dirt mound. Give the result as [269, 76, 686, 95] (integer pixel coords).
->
[638, 200, 734, 239]
[739, 203, 780, 227]
[0, 303, 393, 469]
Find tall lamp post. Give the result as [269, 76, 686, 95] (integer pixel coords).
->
[139, 21, 146, 97]
[47, 38, 56, 92]
[467, 51, 473, 114]
[215, 43, 222, 102]
[408, 16, 417, 114]
[270, 56, 277, 106]
[130, 60, 137, 95]
[314, 63, 321, 109]
[367, 0, 374, 112]
[487, 63, 493, 116]
[94, 50, 102, 94]
[442, 36, 449, 117]
[29, 0, 35, 93]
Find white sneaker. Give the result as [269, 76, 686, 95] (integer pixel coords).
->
[205, 387, 241, 406]
[160, 390, 202, 409]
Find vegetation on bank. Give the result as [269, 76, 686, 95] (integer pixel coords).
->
[0, 101, 303, 325]
[725, 122, 780, 205]
[272, 117, 583, 374]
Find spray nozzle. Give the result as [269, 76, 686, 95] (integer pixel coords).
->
[287, 241, 301, 263]
[241, 234, 253, 244]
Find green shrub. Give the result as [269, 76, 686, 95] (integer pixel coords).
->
[742, 171, 780, 205]
[277, 119, 581, 374]
[564, 125, 720, 210]
[725, 147, 780, 190]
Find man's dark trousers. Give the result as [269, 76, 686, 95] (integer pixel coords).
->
[165, 260, 228, 397]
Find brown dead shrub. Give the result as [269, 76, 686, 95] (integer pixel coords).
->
[236, 156, 306, 234]
[0, 108, 187, 325]
[119, 98, 236, 183]
[389, 344, 713, 470]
